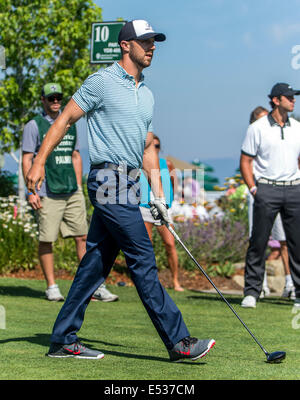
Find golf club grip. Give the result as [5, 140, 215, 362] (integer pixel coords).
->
[165, 223, 268, 355]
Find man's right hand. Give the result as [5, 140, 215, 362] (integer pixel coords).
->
[25, 162, 45, 195]
[27, 193, 42, 210]
[249, 185, 257, 197]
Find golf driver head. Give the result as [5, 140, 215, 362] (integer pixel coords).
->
[266, 351, 286, 363]
[165, 224, 287, 365]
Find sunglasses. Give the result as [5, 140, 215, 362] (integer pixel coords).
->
[154, 144, 160, 149]
[47, 94, 63, 102]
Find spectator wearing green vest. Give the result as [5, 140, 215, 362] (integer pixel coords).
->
[139, 135, 184, 292]
[22, 84, 118, 303]
[22, 83, 89, 301]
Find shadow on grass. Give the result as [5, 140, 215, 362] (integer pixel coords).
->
[0, 333, 51, 348]
[0, 333, 207, 365]
[0, 334, 123, 349]
[94, 348, 207, 365]
[80, 337, 207, 365]
[186, 293, 293, 307]
[186, 293, 243, 305]
[0, 285, 44, 298]
[260, 297, 294, 307]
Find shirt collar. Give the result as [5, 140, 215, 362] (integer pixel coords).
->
[267, 112, 291, 127]
[114, 62, 145, 84]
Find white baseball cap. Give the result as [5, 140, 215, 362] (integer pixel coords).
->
[118, 20, 166, 44]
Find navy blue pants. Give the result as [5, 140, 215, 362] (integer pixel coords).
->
[50, 167, 190, 349]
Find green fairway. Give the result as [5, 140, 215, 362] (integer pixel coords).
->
[0, 277, 299, 380]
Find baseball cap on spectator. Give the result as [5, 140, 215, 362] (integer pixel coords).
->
[42, 83, 63, 97]
[118, 20, 166, 44]
[268, 83, 300, 99]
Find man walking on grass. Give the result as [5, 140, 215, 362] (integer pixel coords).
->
[26, 20, 215, 361]
[22, 83, 88, 302]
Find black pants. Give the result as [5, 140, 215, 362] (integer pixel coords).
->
[244, 183, 300, 299]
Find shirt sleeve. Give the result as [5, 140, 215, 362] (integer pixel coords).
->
[22, 120, 39, 153]
[241, 124, 258, 157]
[72, 71, 104, 113]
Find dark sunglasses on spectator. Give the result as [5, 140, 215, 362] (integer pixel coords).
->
[47, 94, 63, 102]
[154, 144, 160, 149]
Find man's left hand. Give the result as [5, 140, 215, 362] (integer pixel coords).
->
[149, 198, 171, 225]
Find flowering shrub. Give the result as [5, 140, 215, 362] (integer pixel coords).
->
[217, 193, 249, 228]
[0, 195, 39, 273]
[152, 217, 248, 276]
[0, 183, 249, 278]
[216, 174, 249, 228]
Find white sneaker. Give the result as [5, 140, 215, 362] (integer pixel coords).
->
[282, 285, 296, 300]
[241, 295, 256, 308]
[92, 284, 119, 302]
[259, 287, 271, 299]
[45, 284, 64, 301]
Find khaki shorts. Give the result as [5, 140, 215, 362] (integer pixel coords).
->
[37, 187, 88, 242]
[139, 206, 173, 225]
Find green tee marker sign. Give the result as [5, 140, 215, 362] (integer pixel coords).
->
[90, 21, 126, 64]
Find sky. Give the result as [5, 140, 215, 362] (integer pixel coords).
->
[4, 0, 300, 183]
[92, 0, 300, 161]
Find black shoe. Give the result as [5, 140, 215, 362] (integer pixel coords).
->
[168, 337, 215, 362]
[47, 341, 104, 359]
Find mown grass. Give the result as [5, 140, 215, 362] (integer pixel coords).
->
[0, 277, 299, 381]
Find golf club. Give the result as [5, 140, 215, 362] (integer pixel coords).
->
[164, 222, 286, 363]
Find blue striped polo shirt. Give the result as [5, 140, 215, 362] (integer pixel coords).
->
[72, 62, 154, 169]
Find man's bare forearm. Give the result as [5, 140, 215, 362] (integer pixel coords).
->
[22, 153, 34, 181]
[34, 114, 71, 166]
[25, 99, 85, 194]
[33, 99, 84, 167]
[143, 133, 164, 198]
[240, 154, 255, 189]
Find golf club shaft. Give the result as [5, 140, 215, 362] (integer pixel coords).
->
[165, 222, 269, 356]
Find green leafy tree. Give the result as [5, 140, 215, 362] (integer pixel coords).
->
[0, 0, 103, 153]
[0, 170, 17, 195]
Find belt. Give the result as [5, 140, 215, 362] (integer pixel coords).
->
[257, 178, 300, 186]
[90, 162, 140, 179]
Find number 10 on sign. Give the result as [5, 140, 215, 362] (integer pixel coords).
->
[90, 21, 126, 64]
[95, 25, 109, 42]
